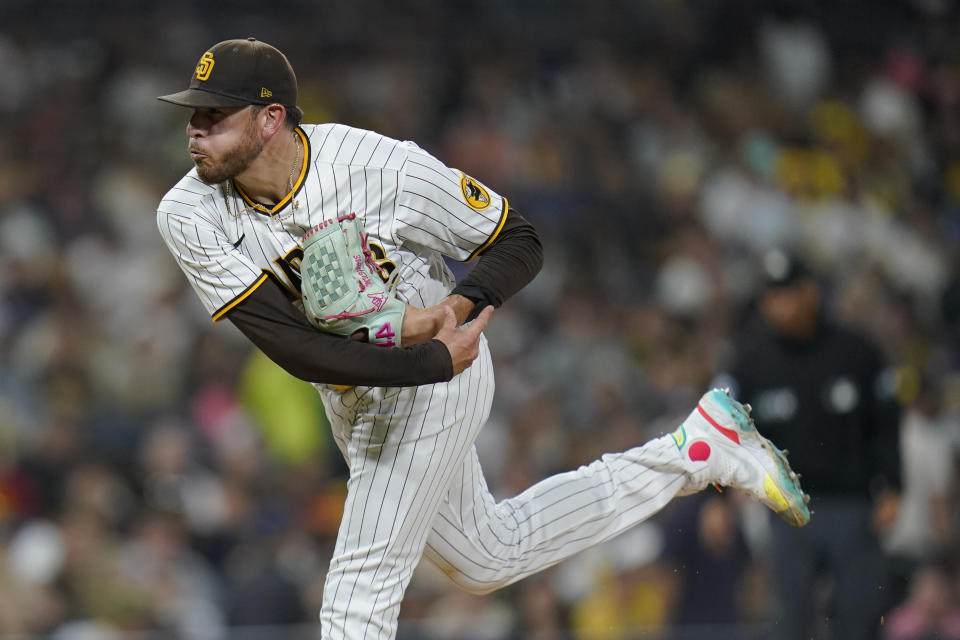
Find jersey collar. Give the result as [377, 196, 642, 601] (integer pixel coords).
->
[232, 126, 310, 216]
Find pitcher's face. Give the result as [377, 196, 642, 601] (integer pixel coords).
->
[186, 106, 264, 184]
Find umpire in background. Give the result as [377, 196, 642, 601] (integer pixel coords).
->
[723, 249, 902, 640]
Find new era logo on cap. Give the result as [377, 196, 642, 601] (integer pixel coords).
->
[158, 37, 298, 110]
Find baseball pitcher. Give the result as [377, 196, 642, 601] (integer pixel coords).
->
[156, 38, 810, 640]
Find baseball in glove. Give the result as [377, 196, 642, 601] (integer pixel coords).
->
[300, 213, 405, 347]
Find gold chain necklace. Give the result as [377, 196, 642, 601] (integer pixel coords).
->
[284, 131, 302, 217]
[224, 131, 302, 220]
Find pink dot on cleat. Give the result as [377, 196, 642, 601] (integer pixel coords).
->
[688, 441, 711, 462]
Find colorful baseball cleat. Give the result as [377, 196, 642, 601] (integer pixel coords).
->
[671, 388, 811, 526]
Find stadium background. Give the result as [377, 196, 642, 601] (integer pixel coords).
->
[2, 0, 960, 638]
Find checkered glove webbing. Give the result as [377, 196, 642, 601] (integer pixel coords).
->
[300, 213, 405, 347]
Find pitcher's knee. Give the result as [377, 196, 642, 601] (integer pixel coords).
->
[445, 568, 508, 595]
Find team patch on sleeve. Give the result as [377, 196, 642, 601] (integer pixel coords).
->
[458, 172, 492, 211]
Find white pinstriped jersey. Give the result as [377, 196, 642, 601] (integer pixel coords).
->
[157, 119, 729, 640]
[157, 123, 508, 324]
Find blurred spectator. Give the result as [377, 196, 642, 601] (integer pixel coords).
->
[883, 565, 960, 640]
[566, 524, 672, 640]
[659, 492, 761, 640]
[222, 531, 312, 629]
[511, 578, 572, 640]
[115, 509, 226, 640]
[137, 418, 228, 537]
[885, 375, 956, 567]
[0, 520, 68, 635]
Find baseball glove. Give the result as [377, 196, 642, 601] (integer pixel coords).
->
[300, 213, 405, 347]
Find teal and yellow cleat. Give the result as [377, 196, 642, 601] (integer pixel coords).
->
[672, 388, 811, 527]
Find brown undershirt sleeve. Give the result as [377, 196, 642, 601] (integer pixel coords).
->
[225, 277, 453, 387]
[452, 208, 544, 321]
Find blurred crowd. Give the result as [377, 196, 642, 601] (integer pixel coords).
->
[4, 0, 960, 638]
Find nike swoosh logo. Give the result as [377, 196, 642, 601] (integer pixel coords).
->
[697, 404, 741, 444]
[232, 233, 245, 249]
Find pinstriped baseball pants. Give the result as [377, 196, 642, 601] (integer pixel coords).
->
[319, 336, 694, 639]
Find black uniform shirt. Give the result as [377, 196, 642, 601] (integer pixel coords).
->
[728, 318, 901, 500]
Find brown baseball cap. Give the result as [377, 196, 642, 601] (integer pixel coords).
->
[158, 37, 298, 110]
